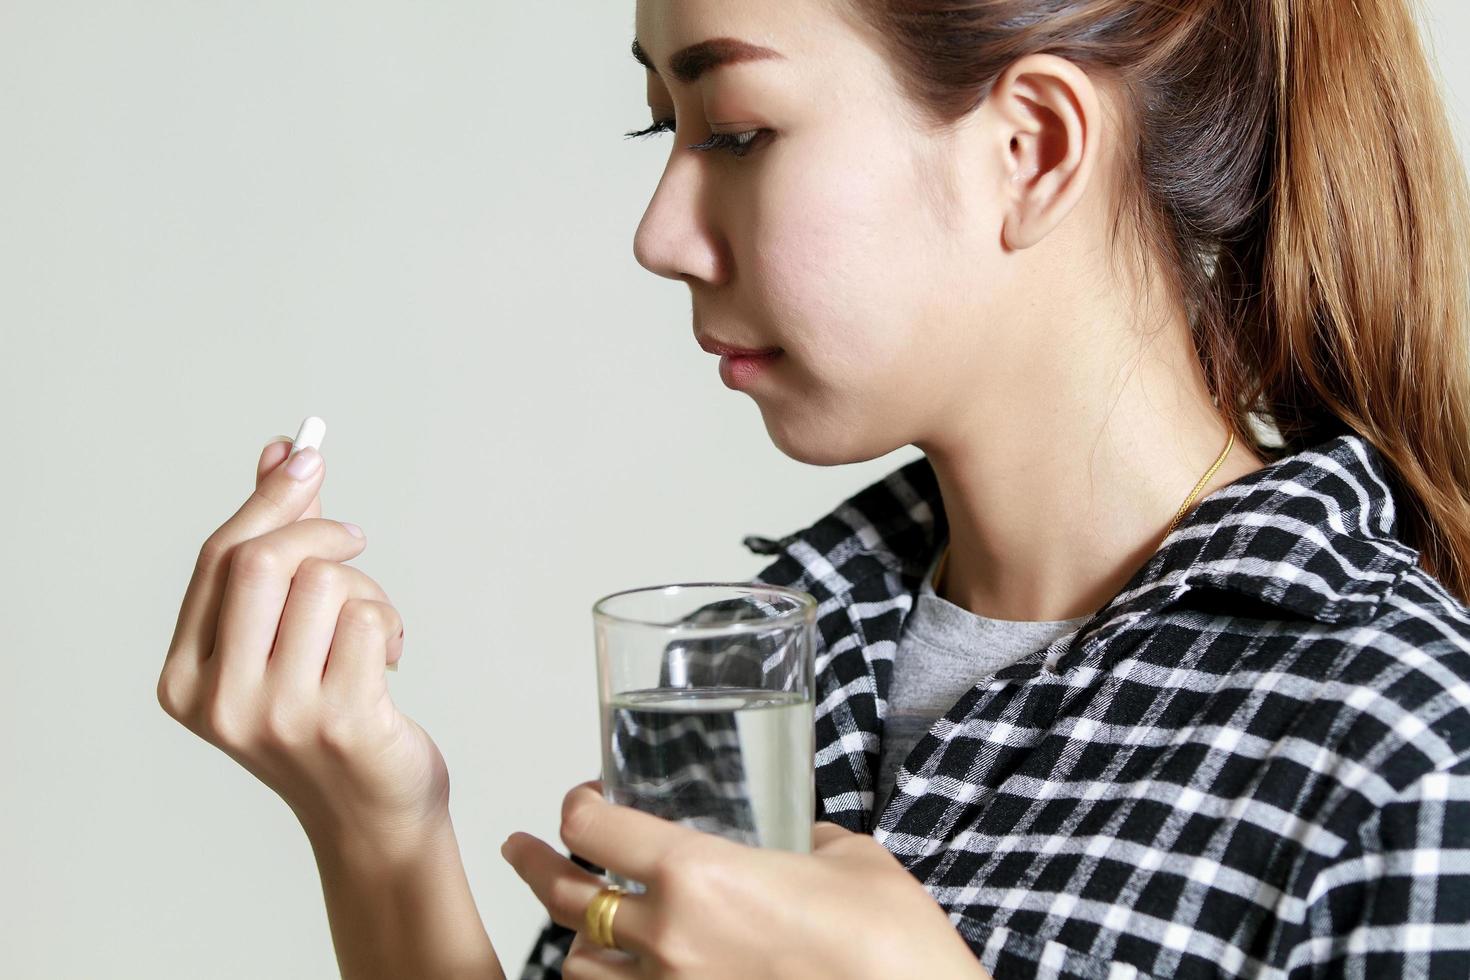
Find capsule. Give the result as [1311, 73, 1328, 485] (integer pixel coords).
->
[290, 416, 326, 456]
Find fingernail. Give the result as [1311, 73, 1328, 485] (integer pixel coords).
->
[285, 447, 321, 480]
[341, 521, 363, 538]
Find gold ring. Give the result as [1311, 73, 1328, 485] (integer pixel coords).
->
[583, 884, 626, 950]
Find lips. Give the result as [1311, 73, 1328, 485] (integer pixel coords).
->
[717, 348, 781, 390]
[696, 335, 782, 358]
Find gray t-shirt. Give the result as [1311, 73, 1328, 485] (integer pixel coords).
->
[874, 543, 1092, 812]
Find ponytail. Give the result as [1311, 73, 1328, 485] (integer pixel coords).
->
[1231, 0, 1470, 601]
[848, 0, 1470, 603]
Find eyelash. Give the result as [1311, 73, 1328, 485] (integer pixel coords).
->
[623, 119, 769, 159]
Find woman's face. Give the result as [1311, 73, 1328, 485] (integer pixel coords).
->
[632, 0, 1015, 466]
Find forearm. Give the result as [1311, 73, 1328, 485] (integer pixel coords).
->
[309, 811, 506, 980]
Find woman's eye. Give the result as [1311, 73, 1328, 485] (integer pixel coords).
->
[623, 119, 769, 159]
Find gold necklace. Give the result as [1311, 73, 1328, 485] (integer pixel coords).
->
[932, 429, 1236, 597]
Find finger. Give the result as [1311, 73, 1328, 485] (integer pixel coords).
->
[268, 557, 392, 694]
[321, 598, 402, 705]
[256, 437, 323, 523]
[812, 821, 852, 849]
[255, 437, 293, 485]
[222, 438, 326, 547]
[164, 436, 292, 679]
[560, 782, 721, 882]
[172, 438, 328, 672]
[564, 931, 640, 979]
[501, 833, 654, 959]
[209, 518, 366, 692]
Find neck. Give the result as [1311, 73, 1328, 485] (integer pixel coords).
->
[916, 313, 1267, 622]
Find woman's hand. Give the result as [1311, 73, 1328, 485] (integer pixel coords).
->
[500, 780, 989, 979]
[156, 436, 450, 856]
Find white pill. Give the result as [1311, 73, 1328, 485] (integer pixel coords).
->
[290, 416, 326, 456]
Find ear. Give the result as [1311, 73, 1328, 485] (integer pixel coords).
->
[988, 53, 1102, 251]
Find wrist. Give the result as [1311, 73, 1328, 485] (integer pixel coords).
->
[302, 803, 455, 871]
[309, 810, 505, 980]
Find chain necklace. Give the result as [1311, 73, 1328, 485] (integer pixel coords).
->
[932, 429, 1236, 598]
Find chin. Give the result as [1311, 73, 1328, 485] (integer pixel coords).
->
[760, 408, 904, 467]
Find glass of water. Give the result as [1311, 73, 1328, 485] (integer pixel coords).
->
[591, 582, 818, 895]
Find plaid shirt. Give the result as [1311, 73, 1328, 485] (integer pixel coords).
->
[518, 432, 1470, 979]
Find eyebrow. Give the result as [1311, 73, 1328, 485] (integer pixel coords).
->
[630, 36, 784, 85]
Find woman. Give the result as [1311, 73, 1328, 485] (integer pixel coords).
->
[158, 0, 1470, 976]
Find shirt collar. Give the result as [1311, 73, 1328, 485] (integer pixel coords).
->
[747, 431, 1420, 638]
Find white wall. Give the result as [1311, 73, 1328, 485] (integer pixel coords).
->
[3, 2, 1468, 976]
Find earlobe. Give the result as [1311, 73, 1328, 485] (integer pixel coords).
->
[994, 54, 1099, 251]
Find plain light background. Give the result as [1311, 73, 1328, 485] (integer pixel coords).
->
[3, 2, 1468, 976]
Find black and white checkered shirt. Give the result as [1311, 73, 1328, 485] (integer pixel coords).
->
[518, 432, 1470, 978]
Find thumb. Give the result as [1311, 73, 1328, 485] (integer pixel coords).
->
[812, 821, 853, 849]
[256, 436, 323, 523]
[209, 436, 325, 555]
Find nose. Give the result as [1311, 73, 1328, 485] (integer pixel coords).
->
[632, 154, 727, 285]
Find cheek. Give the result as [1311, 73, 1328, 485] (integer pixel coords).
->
[741, 138, 933, 380]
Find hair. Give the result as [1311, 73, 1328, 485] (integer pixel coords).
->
[836, 0, 1470, 604]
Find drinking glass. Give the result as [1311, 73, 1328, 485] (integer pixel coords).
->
[591, 582, 818, 895]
